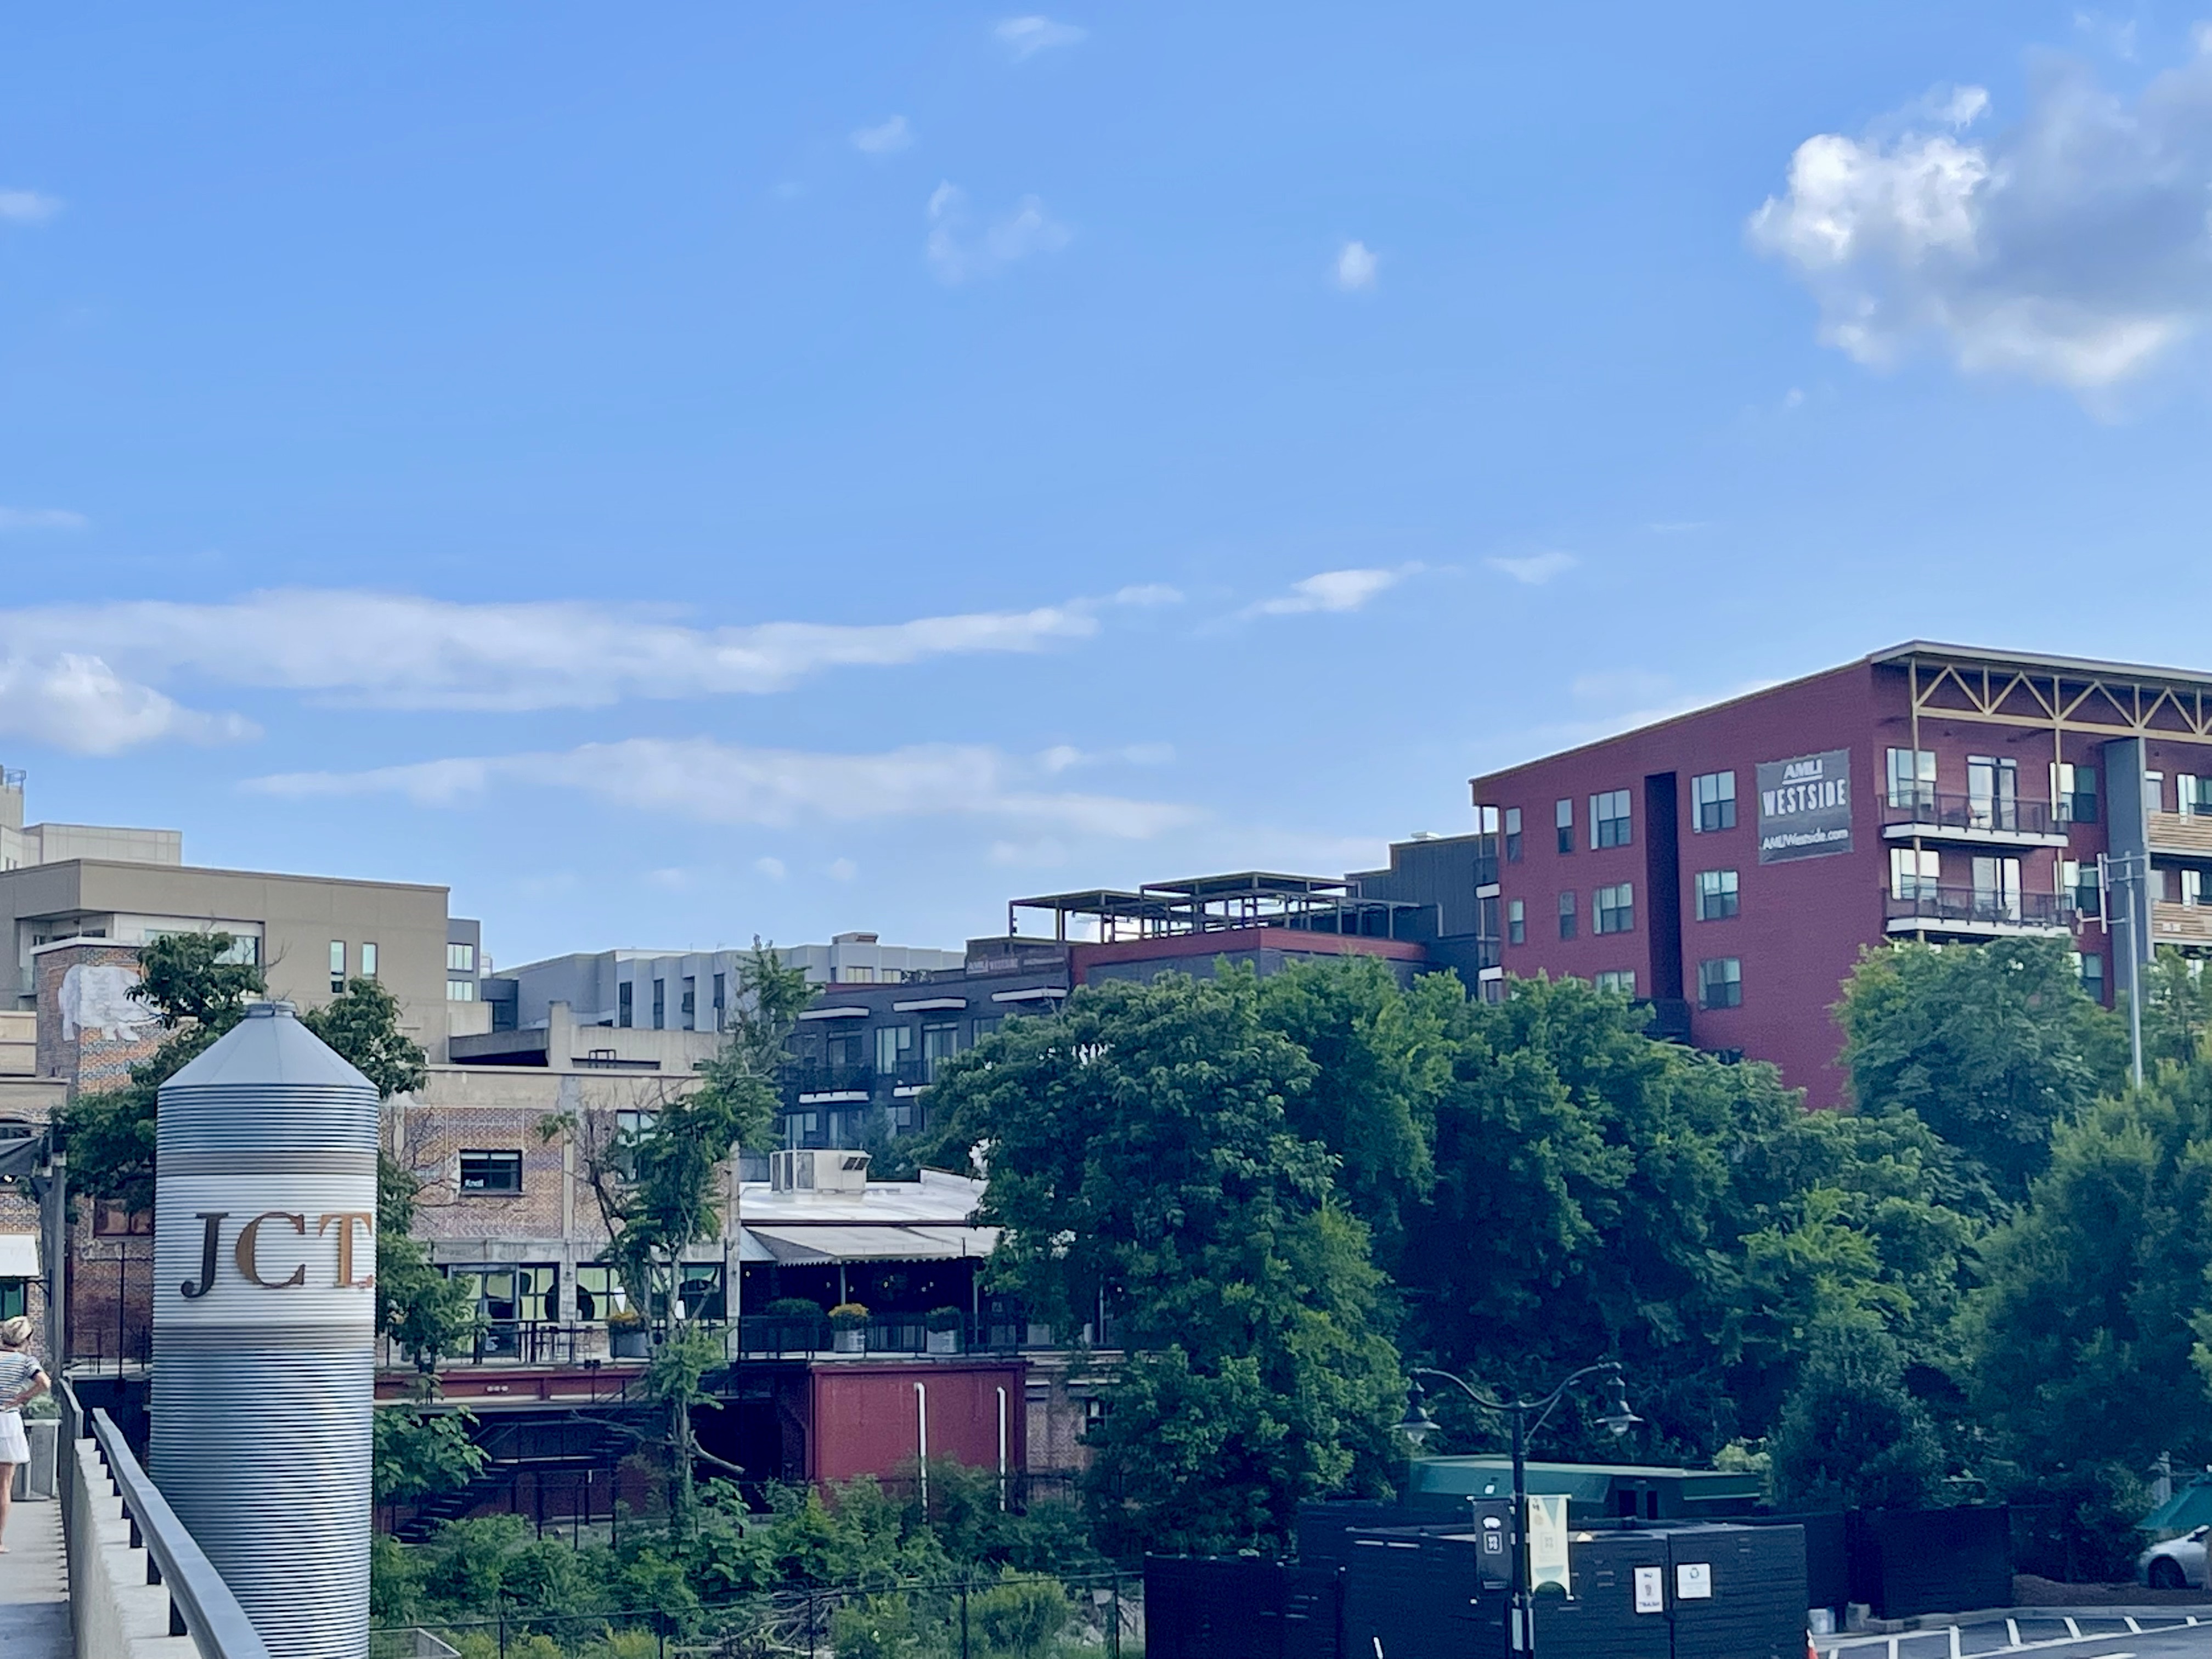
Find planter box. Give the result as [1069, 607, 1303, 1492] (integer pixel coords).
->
[926, 1329, 961, 1356]
[832, 1329, 866, 1355]
[610, 1329, 651, 1359]
[9, 1418, 57, 1500]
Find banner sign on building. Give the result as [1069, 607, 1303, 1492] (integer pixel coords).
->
[1756, 749, 1853, 864]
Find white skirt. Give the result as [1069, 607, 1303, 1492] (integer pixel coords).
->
[0, 1410, 26, 1463]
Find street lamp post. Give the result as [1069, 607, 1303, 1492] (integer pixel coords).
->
[1395, 1361, 1641, 1659]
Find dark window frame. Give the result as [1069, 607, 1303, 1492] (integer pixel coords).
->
[459, 1149, 524, 1194]
[1558, 890, 1578, 941]
[1595, 882, 1634, 935]
[1695, 869, 1740, 922]
[1698, 957, 1742, 1011]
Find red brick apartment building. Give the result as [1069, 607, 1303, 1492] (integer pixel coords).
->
[1470, 642, 2212, 1105]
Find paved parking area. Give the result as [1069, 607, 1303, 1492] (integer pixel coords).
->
[1824, 1613, 2212, 1659]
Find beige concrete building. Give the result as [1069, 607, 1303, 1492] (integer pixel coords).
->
[1, 765, 482, 1060]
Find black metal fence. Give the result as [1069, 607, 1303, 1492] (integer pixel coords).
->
[370, 1570, 1143, 1658]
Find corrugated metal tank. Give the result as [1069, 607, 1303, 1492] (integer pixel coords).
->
[153, 1000, 380, 1659]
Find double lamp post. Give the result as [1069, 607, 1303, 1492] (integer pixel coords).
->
[1395, 1360, 1641, 1658]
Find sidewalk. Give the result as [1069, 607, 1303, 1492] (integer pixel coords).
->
[0, 1494, 72, 1658]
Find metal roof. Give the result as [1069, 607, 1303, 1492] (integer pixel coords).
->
[161, 1000, 375, 1093]
[1869, 639, 2212, 691]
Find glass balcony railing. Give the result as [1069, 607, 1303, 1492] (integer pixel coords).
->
[1881, 792, 2063, 837]
[1885, 886, 2070, 930]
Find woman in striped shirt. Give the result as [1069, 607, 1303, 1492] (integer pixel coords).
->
[0, 1315, 49, 1553]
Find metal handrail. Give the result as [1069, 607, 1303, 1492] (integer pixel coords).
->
[86, 1404, 274, 1659]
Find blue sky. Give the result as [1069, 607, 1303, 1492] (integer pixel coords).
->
[4, 5, 2211, 967]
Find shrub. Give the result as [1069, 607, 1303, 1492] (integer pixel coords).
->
[925, 1306, 965, 1333]
[763, 1297, 826, 1322]
[829, 1302, 871, 1330]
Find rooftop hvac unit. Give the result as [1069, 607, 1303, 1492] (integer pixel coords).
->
[770, 1148, 873, 1193]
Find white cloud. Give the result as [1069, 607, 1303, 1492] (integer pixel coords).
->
[850, 116, 913, 156]
[754, 856, 788, 881]
[0, 654, 256, 756]
[0, 588, 1130, 713]
[996, 16, 1087, 59]
[1111, 583, 1182, 607]
[926, 183, 1070, 284]
[0, 190, 60, 226]
[1246, 567, 1414, 618]
[1751, 46, 2212, 392]
[247, 736, 1200, 841]
[1486, 550, 1578, 585]
[1333, 240, 1378, 291]
[0, 507, 88, 532]
[827, 857, 859, 882]
[1037, 741, 1173, 773]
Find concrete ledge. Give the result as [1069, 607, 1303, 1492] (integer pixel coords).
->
[66, 1434, 198, 1659]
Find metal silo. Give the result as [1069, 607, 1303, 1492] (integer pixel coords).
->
[153, 1000, 381, 1659]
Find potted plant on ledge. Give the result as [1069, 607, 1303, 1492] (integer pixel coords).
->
[606, 1307, 650, 1359]
[828, 1302, 870, 1355]
[925, 1306, 964, 1356]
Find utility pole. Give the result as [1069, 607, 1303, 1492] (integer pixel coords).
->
[2103, 851, 2147, 1090]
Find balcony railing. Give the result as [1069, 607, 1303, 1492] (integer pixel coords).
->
[786, 1062, 878, 1098]
[1886, 886, 2072, 932]
[2149, 812, 2212, 857]
[2152, 901, 2212, 946]
[1881, 792, 2064, 838]
[734, 1311, 1115, 1358]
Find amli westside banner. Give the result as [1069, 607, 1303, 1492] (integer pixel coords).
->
[1756, 749, 1853, 864]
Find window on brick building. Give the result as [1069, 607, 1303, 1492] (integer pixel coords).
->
[1504, 806, 1523, 862]
[876, 1023, 915, 1073]
[329, 939, 346, 994]
[1690, 771, 1736, 833]
[1595, 969, 1637, 996]
[1595, 882, 1634, 934]
[2053, 762, 2099, 825]
[1508, 900, 1525, 945]
[2075, 951, 2106, 1000]
[1696, 869, 1739, 921]
[1698, 957, 1742, 1010]
[1887, 748, 1937, 811]
[93, 1206, 153, 1237]
[1556, 798, 1575, 854]
[459, 1150, 523, 1193]
[575, 1263, 628, 1321]
[360, 942, 378, 980]
[1591, 789, 1633, 849]
[1890, 847, 1940, 899]
[1558, 890, 1577, 940]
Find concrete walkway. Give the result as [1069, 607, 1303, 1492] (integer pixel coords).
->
[0, 1494, 73, 1658]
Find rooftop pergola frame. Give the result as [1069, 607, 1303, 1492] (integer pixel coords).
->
[1008, 870, 1427, 943]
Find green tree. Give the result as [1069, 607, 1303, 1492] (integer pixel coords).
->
[1253, 956, 1455, 1267]
[58, 932, 267, 1210]
[305, 973, 430, 1098]
[1403, 975, 1804, 1458]
[562, 943, 811, 1539]
[1837, 939, 2121, 1197]
[1961, 1067, 2212, 1476]
[1771, 1323, 1945, 1511]
[2142, 948, 2212, 1071]
[374, 1405, 490, 1504]
[922, 968, 1403, 1557]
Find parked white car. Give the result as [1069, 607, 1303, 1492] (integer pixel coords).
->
[2141, 1526, 2209, 1589]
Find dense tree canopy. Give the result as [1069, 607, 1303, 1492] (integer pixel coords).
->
[919, 968, 1403, 1556]
[1836, 938, 2123, 1196]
